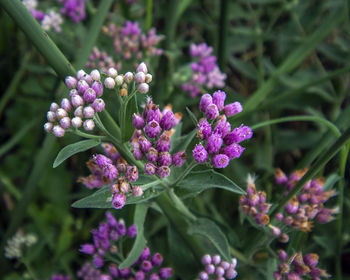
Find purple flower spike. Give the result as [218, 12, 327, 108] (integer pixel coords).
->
[141, 260, 153, 272]
[156, 133, 171, 152]
[133, 113, 146, 129]
[200, 93, 213, 112]
[127, 225, 137, 238]
[93, 154, 112, 168]
[212, 90, 226, 111]
[157, 166, 171, 178]
[106, 211, 117, 227]
[145, 162, 157, 175]
[145, 120, 161, 138]
[222, 143, 245, 159]
[160, 111, 176, 130]
[93, 255, 104, 268]
[193, 143, 208, 163]
[141, 247, 151, 260]
[172, 151, 187, 167]
[79, 244, 95, 255]
[224, 102, 243, 117]
[206, 133, 223, 154]
[126, 165, 139, 182]
[205, 103, 219, 120]
[146, 105, 161, 123]
[211, 154, 229, 168]
[214, 117, 231, 137]
[112, 193, 126, 209]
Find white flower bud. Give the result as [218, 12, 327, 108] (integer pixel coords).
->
[71, 117, 82, 128]
[107, 67, 118, 78]
[83, 119, 95, 131]
[83, 106, 95, 118]
[135, 72, 145, 83]
[60, 117, 71, 129]
[90, 69, 101, 81]
[47, 111, 56, 122]
[43, 122, 53, 133]
[50, 102, 59, 112]
[138, 83, 149, 94]
[52, 125, 65, 137]
[104, 77, 115, 89]
[124, 72, 134, 84]
[115, 75, 124, 86]
[77, 69, 86, 80]
[145, 73, 152, 83]
[74, 106, 84, 117]
[136, 62, 148, 74]
[56, 108, 68, 120]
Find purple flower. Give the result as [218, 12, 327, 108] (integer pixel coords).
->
[147, 147, 158, 163]
[145, 105, 161, 123]
[92, 98, 105, 112]
[222, 143, 245, 160]
[212, 90, 226, 111]
[211, 154, 229, 168]
[160, 111, 176, 130]
[145, 120, 161, 138]
[112, 193, 126, 209]
[93, 255, 104, 268]
[205, 103, 219, 120]
[145, 162, 157, 175]
[224, 125, 253, 145]
[83, 88, 97, 103]
[158, 152, 172, 166]
[159, 267, 173, 279]
[200, 94, 213, 112]
[141, 247, 151, 260]
[102, 164, 118, 180]
[141, 260, 153, 272]
[151, 253, 163, 266]
[172, 151, 187, 167]
[206, 133, 223, 154]
[156, 133, 171, 152]
[106, 211, 117, 227]
[197, 118, 212, 140]
[92, 81, 103, 97]
[138, 136, 152, 153]
[193, 143, 208, 163]
[127, 225, 137, 238]
[157, 166, 171, 178]
[133, 113, 146, 129]
[126, 165, 139, 182]
[224, 102, 242, 117]
[79, 244, 95, 255]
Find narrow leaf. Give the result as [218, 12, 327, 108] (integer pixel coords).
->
[171, 130, 196, 153]
[53, 139, 101, 168]
[176, 170, 245, 198]
[119, 204, 148, 269]
[186, 107, 198, 126]
[188, 218, 231, 261]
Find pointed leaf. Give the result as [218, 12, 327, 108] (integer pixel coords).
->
[186, 107, 198, 126]
[188, 218, 231, 262]
[53, 139, 101, 168]
[119, 204, 148, 269]
[171, 130, 196, 153]
[176, 170, 245, 198]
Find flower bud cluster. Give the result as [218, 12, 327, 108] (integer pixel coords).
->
[86, 47, 120, 73]
[239, 175, 271, 226]
[198, 254, 238, 280]
[102, 21, 163, 64]
[78, 212, 173, 279]
[4, 231, 37, 259]
[131, 99, 186, 178]
[182, 43, 227, 98]
[101, 62, 152, 96]
[78, 143, 143, 210]
[274, 169, 337, 232]
[44, 69, 107, 137]
[193, 91, 252, 168]
[58, 0, 87, 23]
[274, 250, 330, 280]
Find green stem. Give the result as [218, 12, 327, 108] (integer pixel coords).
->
[251, 115, 341, 137]
[271, 126, 350, 216]
[0, 0, 75, 80]
[168, 188, 197, 221]
[336, 143, 350, 280]
[146, 0, 153, 31]
[218, 0, 229, 70]
[230, 246, 249, 264]
[171, 160, 198, 187]
[22, 259, 38, 280]
[71, 129, 108, 140]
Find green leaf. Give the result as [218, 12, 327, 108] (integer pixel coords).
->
[119, 204, 148, 269]
[176, 170, 246, 198]
[123, 94, 138, 142]
[188, 218, 231, 262]
[171, 129, 196, 153]
[53, 139, 101, 168]
[71, 175, 163, 208]
[186, 107, 198, 126]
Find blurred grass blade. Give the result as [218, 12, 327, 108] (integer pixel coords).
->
[244, 8, 346, 111]
[251, 115, 341, 137]
[0, 118, 38, 157]
[272, 126, 350, 215]
[0, 0, 75, 79]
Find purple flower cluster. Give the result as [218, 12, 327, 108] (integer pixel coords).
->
[274, 250, 330, 280]
[78, 212, 174, 280]
[192, 91, 252, 168]
[87, 47, 120, 73]
[239, 176, 271, 226]
[78, 143, 143, 210]
[131, 99, 186, 178]
[44, 69, 105, 137]
[182, 43, 227, 98]
[102, 21, 163, 62]
[274, 169, 337, 232]
[51, 275, 71, 280]
[198, 254, 238, 280]
[58, 0, 86, 23]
